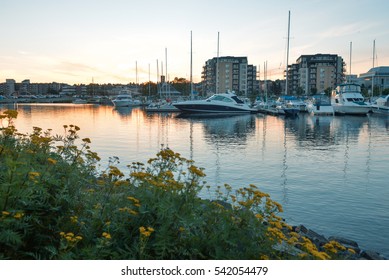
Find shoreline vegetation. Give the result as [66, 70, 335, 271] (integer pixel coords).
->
[0, 109, 386, 260]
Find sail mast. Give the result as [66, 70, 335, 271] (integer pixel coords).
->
[372, 39, 375, 97]
[190, 30, 193, 100]
[216, 31, 220, 94]
[349, 41, 352, 83]
[285, 10, 290, 95]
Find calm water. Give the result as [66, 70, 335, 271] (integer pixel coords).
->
[3, 103, 389, 257]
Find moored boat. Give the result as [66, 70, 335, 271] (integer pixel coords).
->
[145, 99, 181, 112]
[111, 89, 141, 107]
[173, 91, 257, 114]
[371, 95, 389, 115]
[331, 83, 371, 115]
[306, 94, 334, 116]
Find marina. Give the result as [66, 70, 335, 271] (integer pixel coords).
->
[2, 103, 388, 258]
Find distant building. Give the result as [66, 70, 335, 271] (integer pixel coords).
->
[201, 56, 257, 96]
[359, 66, 389, 94]
[287, 54, 345, 95]
[5, 79, 16, 96]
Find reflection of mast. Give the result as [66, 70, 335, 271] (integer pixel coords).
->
[189, 119, 193, 161]
[281, 119, 289, 204]
[365, 118, 372, 186]
[343, 123, 350, 179]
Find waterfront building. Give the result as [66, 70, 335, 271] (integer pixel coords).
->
[4, 79, 16, 96]
[359, 66, 389, 95]
[287, 54, 345, 95]
[201, 56, 257, 96]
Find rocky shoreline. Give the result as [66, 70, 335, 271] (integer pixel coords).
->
[289, 224, 387, 260]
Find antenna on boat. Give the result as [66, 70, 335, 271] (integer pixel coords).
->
[285, 10, 290, 95]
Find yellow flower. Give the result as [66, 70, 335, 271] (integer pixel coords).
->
[102, 232, 111, 239]
[2, 211, 10, 216]
[139, 226, 154, 238]
[13, 212, 24, 219]
[28, 172, 40, 180]
[47, 157, 57, 165]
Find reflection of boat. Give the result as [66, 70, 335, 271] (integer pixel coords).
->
[173, 92, 257, 114]
[72, 98, 87, 104]
[371, 95, 389, 115]
[331, 83, 371, 115]
[306, 94, 334, 115]
[112, 89, 141, 107]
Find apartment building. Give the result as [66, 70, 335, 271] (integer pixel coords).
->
[287, 54, 345, 95]
[201, 56, 257, 96]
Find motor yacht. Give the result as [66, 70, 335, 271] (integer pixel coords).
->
[331, 83, 371, 115]
[173, 92, 257, 114]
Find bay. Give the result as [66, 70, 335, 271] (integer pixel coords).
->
[3, 103, 389, 258]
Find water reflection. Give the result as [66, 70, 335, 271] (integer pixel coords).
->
[176, 114, 256, 146]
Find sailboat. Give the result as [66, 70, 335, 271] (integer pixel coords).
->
[277, 10, 299, 117]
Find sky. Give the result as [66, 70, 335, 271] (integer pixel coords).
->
[1, 0, 388, 85]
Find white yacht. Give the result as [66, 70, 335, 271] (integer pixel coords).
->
[173, 91, 257, 114]
[145, 99, 180, 112]
[331, 83, 371, 115]
[111, 89, 141, 107]
[371, 95, 389, 115]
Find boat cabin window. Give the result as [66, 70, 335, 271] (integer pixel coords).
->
[346, 98, 364, 102]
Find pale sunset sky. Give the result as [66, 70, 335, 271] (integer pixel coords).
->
[1, 0, 388, 85]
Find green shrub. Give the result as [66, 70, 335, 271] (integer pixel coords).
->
[0, 109, 353, 260]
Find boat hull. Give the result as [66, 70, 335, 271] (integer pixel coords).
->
[173, 103, 256, 114]
[372, 106, 389, 115]
[307, 104, 334, 115]
[332, 105, 371, 115]
[112, 100, 141, 107]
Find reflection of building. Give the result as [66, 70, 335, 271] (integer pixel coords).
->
[287, 54, 345, 95]
[202, 56, 257, 96]
[359, 66, 389, 94]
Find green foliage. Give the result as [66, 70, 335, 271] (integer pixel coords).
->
[0, 109, 354, 260]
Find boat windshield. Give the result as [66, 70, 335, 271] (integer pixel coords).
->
[339, 84, 361, 93]
[209, 95, 234, 103]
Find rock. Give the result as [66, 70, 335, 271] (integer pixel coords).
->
[328, 236, 361, 254]
[306, 229, 328, 247]
[328, 236, 359, 248]
[293, 224, 308, 234]
[360, 250, 387, 260]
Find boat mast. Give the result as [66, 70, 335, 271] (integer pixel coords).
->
[165, 48, 169, 99]
[349, 41, 352, 83]
[372, 39, 375, 98]
[265, 61, 268, 106]
[285, 10, 290, 96]
[190, 30, 193, 100]
[216, 31, 219, 94]
[148, 63, 151, 99]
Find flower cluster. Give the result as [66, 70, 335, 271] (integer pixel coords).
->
[139, 226, 155, 238]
